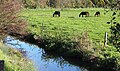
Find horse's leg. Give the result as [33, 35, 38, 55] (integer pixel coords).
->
[79, 14, 80, 17]
[58, 14, 60, 17]
[53, 14, 54, 17]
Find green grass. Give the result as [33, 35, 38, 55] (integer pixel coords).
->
[0, 42, 36, 71]
[20, 8, 120, 42]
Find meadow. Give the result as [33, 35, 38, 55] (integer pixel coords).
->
[20, 8, 120, 43]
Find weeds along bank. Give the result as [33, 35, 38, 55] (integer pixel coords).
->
[16, 8, 120, 71]
[0, 42, 35, 71]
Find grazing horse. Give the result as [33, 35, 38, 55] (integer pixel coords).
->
[94, 11, 100, 16]
[79, 11, 89, 17]
[53, 11, 60, 17]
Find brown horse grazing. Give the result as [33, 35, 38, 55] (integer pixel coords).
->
[79, 11, 89, 17]
[53, 11, 60, 17]
[94, 11, 100, 16]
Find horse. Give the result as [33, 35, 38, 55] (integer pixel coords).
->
[53, 11, 60, 17]
[79, 11, 89, 17]
[94, 11, 100, 16]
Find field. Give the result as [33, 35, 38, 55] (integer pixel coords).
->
[20, 8, 120, 43]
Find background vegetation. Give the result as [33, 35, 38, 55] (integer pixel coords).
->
[0, 0, 27, 34]
[21, 0, 120, 9]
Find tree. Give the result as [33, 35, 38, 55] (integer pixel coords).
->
[98, 0, 105, 7]
[109, 22, 120, 47]
[22, 0, 38, 9]
[0, 0, 27, 33]
[39, 0, 48, 8]
[19, 0, 118, 8]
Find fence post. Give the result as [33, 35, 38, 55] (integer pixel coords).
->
[0, 60, 4, 71]
[104, 32, 108, 46]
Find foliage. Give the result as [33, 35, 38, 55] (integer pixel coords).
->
[109, 0, 120, 10]
[76, 32, 93, 51]
[0, 0, 27, 33]
[20, 0, 120, 8]
[109, 22, 120, 47]
[106, 10, 120, 49]
[22, 0, 38, 9]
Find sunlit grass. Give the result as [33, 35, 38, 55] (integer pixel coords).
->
[20, 8, 120, 42]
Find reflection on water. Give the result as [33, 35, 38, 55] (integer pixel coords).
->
[4, 36, 88, 71]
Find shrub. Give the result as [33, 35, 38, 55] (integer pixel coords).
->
[0, 0, 27, 33]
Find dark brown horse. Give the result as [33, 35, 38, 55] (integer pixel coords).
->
[53, 11, 60, 17]
[79, 11, 89, 17]
[94, 11, 100, 16]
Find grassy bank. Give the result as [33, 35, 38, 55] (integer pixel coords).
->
[0, 42, 35, 71]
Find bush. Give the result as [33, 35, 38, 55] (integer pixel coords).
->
[0, 0, 27, 33]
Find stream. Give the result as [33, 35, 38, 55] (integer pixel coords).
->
[4, 36, 88, 71]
